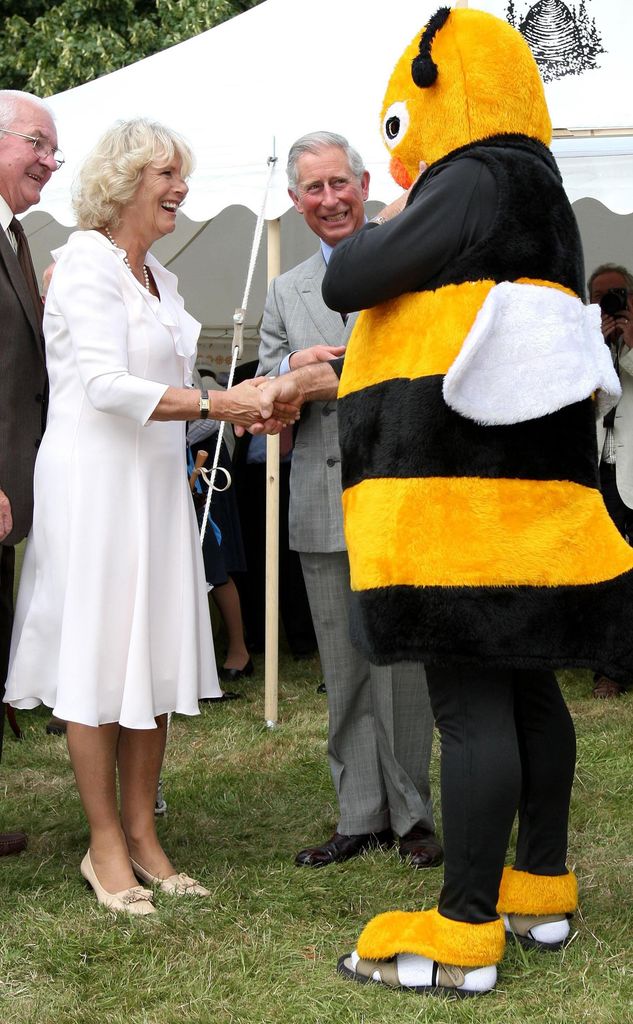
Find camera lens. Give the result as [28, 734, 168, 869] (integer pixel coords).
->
[599, 288, 628, 316]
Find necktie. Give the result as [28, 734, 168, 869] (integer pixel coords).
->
[279, 424, 294, 458]
[9, 216, 43, 323]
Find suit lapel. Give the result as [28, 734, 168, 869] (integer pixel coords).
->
[0, 225, 44, 356]
[296, 251, 348, 345]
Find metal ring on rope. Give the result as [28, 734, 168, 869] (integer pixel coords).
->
[199, 464, 231, 493]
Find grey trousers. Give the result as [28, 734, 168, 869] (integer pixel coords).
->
[300, 550, 435, 836]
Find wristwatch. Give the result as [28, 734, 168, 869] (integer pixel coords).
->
[199, 389, 210, 419]
[371, 215, 387, 225]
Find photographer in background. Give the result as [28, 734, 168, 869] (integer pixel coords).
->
[590, 263, 633, 698]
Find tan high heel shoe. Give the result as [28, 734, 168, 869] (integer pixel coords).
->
[130, 858, 210, 896]
[80, 851, 156, 915]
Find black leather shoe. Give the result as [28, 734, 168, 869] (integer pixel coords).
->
[316, 682, 326, 694]
[200, 691, 243, 703]
[0, 831, 28, 857]
[46, 715, 67, 735]
[218, 658, 254, 682]
[295, 829, 394, 867]
[399, 822, 444, 868]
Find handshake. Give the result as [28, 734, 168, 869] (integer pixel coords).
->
[216, 344, 343, 437]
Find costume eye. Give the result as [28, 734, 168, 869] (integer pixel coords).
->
[382, 102, 409, 149]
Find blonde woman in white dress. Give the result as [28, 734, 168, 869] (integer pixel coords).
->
[6, 119, 292, 915]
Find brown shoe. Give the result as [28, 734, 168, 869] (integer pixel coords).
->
[399, 822, 444, 868]
[0, 832, 27, 857]
[295, 830, 394, 867]
[592, 676, 625, 699]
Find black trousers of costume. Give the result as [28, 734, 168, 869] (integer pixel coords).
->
[425, 665, 576, 924]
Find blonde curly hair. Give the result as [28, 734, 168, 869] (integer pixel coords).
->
[73, 118, 194, 229]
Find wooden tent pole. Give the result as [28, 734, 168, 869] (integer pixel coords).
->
[264, 217, 281, 727]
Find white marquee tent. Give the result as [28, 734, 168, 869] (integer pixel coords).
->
[25, 0, 633, 371]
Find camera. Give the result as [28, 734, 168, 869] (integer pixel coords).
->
[599, 287, 628, 317]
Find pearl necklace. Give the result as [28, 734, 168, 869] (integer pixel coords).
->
[103, 227, 151, 292]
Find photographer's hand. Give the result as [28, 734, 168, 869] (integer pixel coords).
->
[601, 309, 633, 346]
[617, 307, 633, 348]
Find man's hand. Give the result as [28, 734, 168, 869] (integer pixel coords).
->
[0, 488, 13, 543]
[288, 345, 345, 370]
[602, 307, 633, 348]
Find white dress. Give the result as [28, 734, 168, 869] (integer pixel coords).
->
[6, 230, 221, 728]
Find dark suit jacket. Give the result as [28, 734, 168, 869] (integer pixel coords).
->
[0, 226, 47, 547]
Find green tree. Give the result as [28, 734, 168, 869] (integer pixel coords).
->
[0, 0, 263, 95]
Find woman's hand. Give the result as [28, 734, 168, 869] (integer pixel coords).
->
[214, 378, 300, 429]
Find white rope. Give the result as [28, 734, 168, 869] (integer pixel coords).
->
[199, 154, 278, 545]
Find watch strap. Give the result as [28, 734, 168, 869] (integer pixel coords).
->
[199, 388, 210, 419]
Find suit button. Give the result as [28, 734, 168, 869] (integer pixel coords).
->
[322, 406, 332, 416]
[35, 393, 43, 402]
[326, 458, 336, 467]
[35, 438, 41, 448]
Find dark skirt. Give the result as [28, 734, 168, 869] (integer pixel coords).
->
[192, 439, 247, 588]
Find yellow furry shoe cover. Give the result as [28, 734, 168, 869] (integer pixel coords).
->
[497, 867, 578, 950]
[357, 907, 506, 967]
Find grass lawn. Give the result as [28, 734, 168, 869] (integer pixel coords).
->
[0, 642, 631, 1023]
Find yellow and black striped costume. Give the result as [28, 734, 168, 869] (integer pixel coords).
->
[334, 137, 633, 680]
[324, 4, 604, 976]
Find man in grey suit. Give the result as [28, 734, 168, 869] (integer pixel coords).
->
[257, 132, 441, 868]
[0, 90, 62, 856]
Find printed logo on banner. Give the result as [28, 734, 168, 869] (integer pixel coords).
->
[505, 0, 604, 81]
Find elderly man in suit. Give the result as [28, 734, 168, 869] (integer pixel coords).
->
[257, 132, 441, 868]
[0, 90, 62, 856]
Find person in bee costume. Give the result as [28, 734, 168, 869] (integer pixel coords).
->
[254, 4, 633, 998]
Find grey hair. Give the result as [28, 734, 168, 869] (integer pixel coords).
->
[72, 117, 194, 230]
[0, 90, 55, 131]
[588, 262, 633, 296]
[286, 131, 365, 192]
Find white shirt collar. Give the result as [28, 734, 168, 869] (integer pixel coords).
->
[0, 194, 14, 233]
[320, 239, 334, 265]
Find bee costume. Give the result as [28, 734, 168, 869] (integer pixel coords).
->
[322, 6, 630, 996]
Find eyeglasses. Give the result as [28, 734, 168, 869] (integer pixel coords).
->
[0, 128, 64, 169]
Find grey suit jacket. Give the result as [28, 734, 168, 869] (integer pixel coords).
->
[257, 251, 355, 553]
[0, 226, 47, 546]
